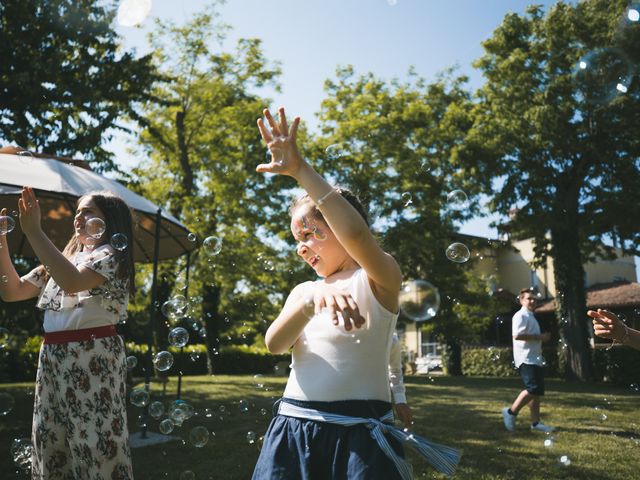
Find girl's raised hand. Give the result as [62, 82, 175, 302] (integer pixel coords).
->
[588, 309, 625, 341]
[256, 107, 303, 177]
[18, 186, 43, 237]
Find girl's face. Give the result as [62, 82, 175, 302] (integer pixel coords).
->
[74, 197, 107, 249]
[290, 204, 357, 277]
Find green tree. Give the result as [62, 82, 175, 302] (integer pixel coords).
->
[130, 5, 305, 372]
[456, 0, 640, 380]
[314, 67, 493, 374]
[0, 0, 157, 170]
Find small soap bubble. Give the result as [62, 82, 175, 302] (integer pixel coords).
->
[325, 143, 350, 161]
[130, 388, 150, 407]
[85, 217, 106, 239]
[246, 431, 257, 444]
[544, 436, 555, 448]
[0, 215, 16, 235]
[629, 7, 640, 22]
[446, 190, 468, 209]
[125, 355, 138, 370]
[110, 233, 128, 251]
[117, 0, 152, 27]
[187, 232, 197, 242]
[401, 192, 413, 207]
[239, 399, 249, 412]
[180, 471, 196, 480]
[253, 374, 265, 389]
[575, 47, 633, 105]
[1, 275, 7, 283]
[398, 279, 440, 322]
[445, 242, 471, 263]
[153, 351, 174, 371]
[260, 408, 268, 416]
[559, 455, 571, 466]
[312, 226, 327, 241]
[168, 327, 189, 348]
[148, 401, 165, 419]
[205, 408, 213, 417]
[189, 426, 210, 447]
[189, 352, 200, 362]
[203, 236, 222, 255]
[11, 438, 33, 471]
[16, 149, 34, 164]
[0, 392, 15, 415]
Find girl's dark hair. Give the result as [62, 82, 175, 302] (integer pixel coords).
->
[59, 191, 136, 294]
[289, 187, 370, 227]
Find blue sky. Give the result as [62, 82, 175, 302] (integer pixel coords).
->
[113, 0, 568, 235]
[110, 0, 638, 278]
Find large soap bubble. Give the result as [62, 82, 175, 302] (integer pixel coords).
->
[399, 280, 440, 322]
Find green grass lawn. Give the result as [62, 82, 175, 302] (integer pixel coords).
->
[1, 374, 639, 479]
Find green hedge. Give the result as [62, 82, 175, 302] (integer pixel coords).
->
[0, 337, 290, 381]
[461, 346, 561, 379]
[592, 346, 640, 386]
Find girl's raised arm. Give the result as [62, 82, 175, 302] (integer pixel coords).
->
[257, 108, 402, 312]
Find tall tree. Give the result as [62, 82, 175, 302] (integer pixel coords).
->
[456, 0, 640, 380]
[315, 67, 493, 374]
[130, 4, 304, 372]
[0, 0, 157, 170]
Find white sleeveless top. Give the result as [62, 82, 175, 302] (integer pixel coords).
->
[283, 268, 399, 402]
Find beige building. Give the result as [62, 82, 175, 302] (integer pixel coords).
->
[400, 235, 638, 371]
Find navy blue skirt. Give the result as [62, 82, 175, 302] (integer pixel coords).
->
[252, 398, 404, 480]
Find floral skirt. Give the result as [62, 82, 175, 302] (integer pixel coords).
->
[31, 335, 133, 480]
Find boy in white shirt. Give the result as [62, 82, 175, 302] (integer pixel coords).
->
[502, 288, 555, 433]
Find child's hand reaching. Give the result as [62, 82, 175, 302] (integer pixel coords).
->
[18, 186, 43, 237]
[307, 283, 365, 331]
[256, 107, 303, 177]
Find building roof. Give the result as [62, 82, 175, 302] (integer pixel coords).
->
[535, 281, 640, 313]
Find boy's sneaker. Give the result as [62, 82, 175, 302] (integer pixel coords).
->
[502, 407, 516, 432]
[531, 422, 555, 433]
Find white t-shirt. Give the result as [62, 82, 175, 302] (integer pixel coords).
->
[283, 268, 399, 402]
[23, 244, 129, 332]
[512, 306, 544, 368]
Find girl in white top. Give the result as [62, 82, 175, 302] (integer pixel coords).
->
[0, 186, 135, 479]
[251, 107, 405, 480]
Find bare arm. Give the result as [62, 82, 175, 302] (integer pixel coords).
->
[589, 309, 640, 351]
[256, 108, 402, 311]
[0, 211, 41, 301]
[265, 282, 314, 354]
[19, 187, 106, 294]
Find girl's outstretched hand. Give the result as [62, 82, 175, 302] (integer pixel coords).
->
[18, 186, 43, 237]
[588, 309, 626, 341]
[256, 107, 303, 177]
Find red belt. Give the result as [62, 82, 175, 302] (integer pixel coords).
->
[43, 325, 118, 344]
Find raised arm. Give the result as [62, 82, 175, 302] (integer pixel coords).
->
[256, 108, 402, 311]
[0, 209, 41, 302]
[18, 187, 106, 294]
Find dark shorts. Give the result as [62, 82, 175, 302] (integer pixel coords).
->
[252, 398, 404, 480]
[519, 363, 545, 396]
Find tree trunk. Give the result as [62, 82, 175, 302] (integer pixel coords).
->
[202, 283, 221, 375]
[550, 227, 593, 381]
[445, 340, 462, 376]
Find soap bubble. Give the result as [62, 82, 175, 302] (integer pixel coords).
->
[575, 47, 633, 105]
[239, 399, 249, 412]
[159, 418, 174, 434]
[0, 392, 15, 415]
[148, 401, 165, 419]
[130, 388, 150, 407]
[628, 6, 640, 22]
[203, 235, 223, 255]
[446, 190, 468, 210]
[153, 351, 174, 371]
[401, 192, 413, 207]
[85, 217, 106, 239]
[168, 327, 189, 348]
[253, 374, 265, 389]
[189, 352, 200, 362]
[544, 436, 555, 448]
[399, 280, 440, 322]
[559, 455, 571, 466]
[117, 0, 152, 27]
[246, 431, 257, 444]
[325, 143, 350, 161]
[189, 426, 210, 447]
[125, 355, 138, 370]
[110, 233, 128, 251]
[187, 233, 197, 242]
[180, 471, 196, 480]
[445, 242, 471, 263]
[0, 215, 16, 235]
[11, 438, 33, 471]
